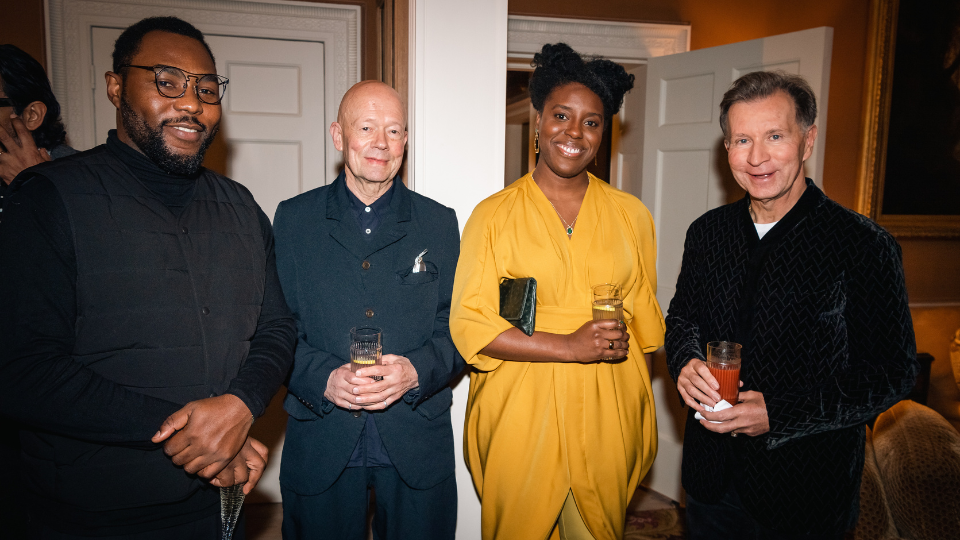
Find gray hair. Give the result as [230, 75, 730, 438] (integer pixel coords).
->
[719, 71, 817, 139]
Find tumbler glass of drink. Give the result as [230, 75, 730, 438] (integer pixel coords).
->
[706, 341, 742, 404]
[592, 284, 623, 321]
[350, 326, 383, 382]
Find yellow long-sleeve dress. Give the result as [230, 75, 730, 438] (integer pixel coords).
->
[451, 173, 665, 540]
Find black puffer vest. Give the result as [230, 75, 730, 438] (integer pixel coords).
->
[20, 146, 265, 516]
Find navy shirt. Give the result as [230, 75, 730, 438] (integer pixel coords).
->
[344, 179, 395, 468]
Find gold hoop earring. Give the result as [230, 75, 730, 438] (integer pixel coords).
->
[534, 130, 540, 154]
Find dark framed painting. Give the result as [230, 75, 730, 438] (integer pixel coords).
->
[856, 0, 960, 238]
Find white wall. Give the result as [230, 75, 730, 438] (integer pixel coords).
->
[408, 0, 508, 538]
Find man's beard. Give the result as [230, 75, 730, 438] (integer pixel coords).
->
[120, 94, 218, 176]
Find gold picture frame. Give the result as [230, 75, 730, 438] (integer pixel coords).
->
[855, 0, 960, 238]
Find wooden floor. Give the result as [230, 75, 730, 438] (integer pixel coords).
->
[245, 486, 678, 540]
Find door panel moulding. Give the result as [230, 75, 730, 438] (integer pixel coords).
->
[507, 15, 690, 68]
[45, 0, 361, 171]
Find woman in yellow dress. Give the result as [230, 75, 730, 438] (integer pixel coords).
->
[450, 43, 665, 540]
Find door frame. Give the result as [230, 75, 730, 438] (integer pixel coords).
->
[505, 16, 690, 190]
[45, 0, 360, 181]
[507, 15, 689, 66]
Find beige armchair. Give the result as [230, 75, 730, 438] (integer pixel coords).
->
[853, 329, 960, 540]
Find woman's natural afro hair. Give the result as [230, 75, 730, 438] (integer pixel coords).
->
[528, 43, 634, 120]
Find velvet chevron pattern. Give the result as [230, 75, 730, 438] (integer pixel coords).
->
[665, 180, 918, 536]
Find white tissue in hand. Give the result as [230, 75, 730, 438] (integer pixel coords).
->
[694, 399, 733, 423]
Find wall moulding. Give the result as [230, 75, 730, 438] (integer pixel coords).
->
[507, 15, 690, 67]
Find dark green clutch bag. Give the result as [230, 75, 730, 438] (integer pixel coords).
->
[499, 277, 537, 336]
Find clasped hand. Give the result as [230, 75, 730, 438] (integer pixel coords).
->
[677, 358, 770, 437]
[151, 394, 254, 480]
[325, 354, 420, 411]
[209, 437, 269, 494]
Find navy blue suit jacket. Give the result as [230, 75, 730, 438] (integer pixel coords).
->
[274, 173, 465, 493]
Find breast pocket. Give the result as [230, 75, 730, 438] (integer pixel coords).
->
[390, 261, 441, 347]
[396, 261, 439, 285]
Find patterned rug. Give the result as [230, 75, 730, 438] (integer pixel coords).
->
[624, 506, 686, 539]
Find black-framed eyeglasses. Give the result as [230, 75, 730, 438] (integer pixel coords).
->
[120, 64, 229, 105]
[0, 98, 15, 108]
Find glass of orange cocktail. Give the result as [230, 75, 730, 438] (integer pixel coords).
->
[706, 341, 742, 404]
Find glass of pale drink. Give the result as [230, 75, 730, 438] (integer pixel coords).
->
[592, 283, 623, 321]
[350, 326, 383, 382]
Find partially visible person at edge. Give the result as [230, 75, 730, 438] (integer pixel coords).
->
[0, 43, 79, 538]
[665, 70, 918, 539]
[450, 43, 665, 540]
[0, 16, 296, 539]
[0, 44, 76, 224]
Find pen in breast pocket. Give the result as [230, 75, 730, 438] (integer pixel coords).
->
[412, 249, 428, 273]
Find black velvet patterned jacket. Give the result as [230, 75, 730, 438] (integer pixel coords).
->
[665, 179, 917, 535]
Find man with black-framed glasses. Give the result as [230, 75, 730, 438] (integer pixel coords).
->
[0, 16, 295, 539]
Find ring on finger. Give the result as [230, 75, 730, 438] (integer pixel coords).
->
[731, 431, 738, 437]
[348, 403, 352, 410]
[608, 341, 614, 350]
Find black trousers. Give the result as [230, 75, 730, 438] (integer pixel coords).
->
[281, 465, 456, 540]
[27, 509, 245, 540]
[685, 485, 846, 540]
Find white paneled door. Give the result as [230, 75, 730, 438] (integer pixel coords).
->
[91, 28, 327, 221]
[641, 27, 833, 313]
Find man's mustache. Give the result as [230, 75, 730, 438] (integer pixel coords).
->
[160, 116, 207, 133]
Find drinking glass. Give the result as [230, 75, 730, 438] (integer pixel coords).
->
[706, 341, 742, 404]
[220, 484, 245, 540]
[350, 326, 383, 381]
[592, 283, 623, 321]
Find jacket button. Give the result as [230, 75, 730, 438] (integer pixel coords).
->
[181, 226, 188, 234]
[365, 309, 374, 318]
[201, 307, 210, 315]
[361, 260, 371, 270]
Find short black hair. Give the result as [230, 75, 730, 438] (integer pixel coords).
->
[719, 71, 817, 140]
[112, 16, 215, 73]
[528, 43, 634, 120]
[0, 44, 67, 149]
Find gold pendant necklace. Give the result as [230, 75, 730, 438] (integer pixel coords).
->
[533, 173, 585, 238]
[547, 199, 578, 238]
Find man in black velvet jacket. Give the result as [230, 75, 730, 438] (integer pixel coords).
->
[665, 71, 917, 539]
[0, 17, 295, 538]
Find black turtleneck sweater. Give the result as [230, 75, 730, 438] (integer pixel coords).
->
[105, 131, 198, 212]
[0, 131, 295, 532]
